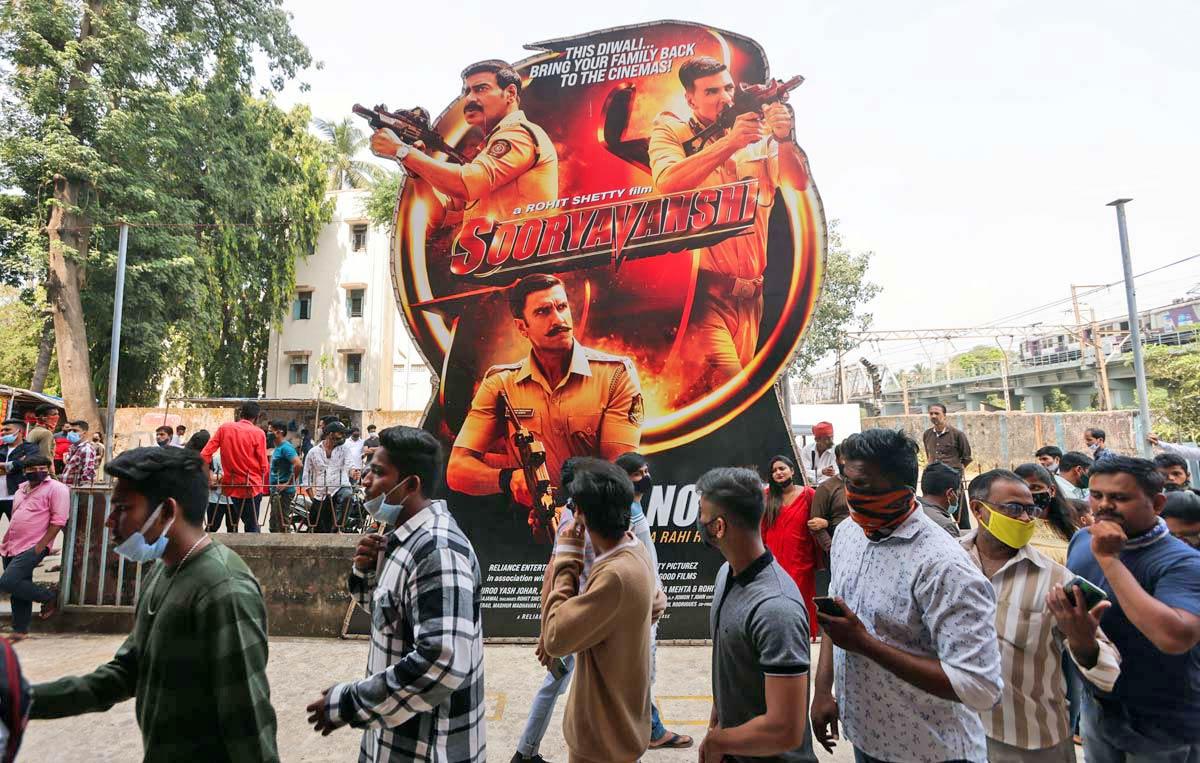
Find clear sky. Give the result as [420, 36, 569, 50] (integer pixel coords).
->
[277, 0, 1200, 371]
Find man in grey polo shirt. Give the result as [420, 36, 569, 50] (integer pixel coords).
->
[695, 467, 817, 763]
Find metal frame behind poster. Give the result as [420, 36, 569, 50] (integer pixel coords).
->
[363, 19, 827, 640]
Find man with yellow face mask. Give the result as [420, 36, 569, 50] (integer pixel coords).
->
[963, 469, 1121, 763]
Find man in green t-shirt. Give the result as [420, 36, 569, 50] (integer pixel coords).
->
[28, 446, 279, 762]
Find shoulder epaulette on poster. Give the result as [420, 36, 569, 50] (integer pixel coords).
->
[482, 362, 522, 379]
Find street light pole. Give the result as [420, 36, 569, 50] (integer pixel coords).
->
[1108, 199, 1152, 456]
[104, 222, 129, 467]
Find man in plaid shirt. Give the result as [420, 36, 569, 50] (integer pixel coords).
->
[60, 420, 97, 486]
[307, 426, 485, 762]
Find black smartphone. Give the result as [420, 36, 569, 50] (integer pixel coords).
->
[1064, 576, 1108, 609]
[814, 596, 846, 617]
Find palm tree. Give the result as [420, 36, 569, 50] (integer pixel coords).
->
[314, 117, 379, 190]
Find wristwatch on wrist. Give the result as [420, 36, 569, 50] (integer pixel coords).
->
[392, 142, 411, 164]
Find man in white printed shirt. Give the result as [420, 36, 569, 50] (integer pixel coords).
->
[302, 421, 351, 533]
[812, 427, 1002, 763]
[963, 469, 1120, 763]
[798, 422, 837, 486]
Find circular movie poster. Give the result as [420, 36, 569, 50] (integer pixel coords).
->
[367, 19, 826, 638]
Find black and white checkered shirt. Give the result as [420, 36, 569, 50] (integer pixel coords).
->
[326, 500, 486, 762]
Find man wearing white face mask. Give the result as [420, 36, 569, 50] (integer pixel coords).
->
[27, 446, 278, 761]
[306, 426, 485, 762]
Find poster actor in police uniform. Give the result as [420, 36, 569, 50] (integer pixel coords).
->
[649, 56, 810, 404]
[369, 59, 558, 227]
[446, 274, 644, 517]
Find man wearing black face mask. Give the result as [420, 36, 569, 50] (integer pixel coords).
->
[0, 455, 65, 638]
[615, 452, 693, 751]
[306, 426, 485, 762]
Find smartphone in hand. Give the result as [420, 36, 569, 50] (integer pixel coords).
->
[1064, 575, 1108, 610]
[814, 596, 846, 617]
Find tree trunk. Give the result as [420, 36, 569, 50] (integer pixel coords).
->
[46, 175, 104, 432]
[29, 311, 54, 392]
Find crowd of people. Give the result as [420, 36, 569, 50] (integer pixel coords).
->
[3, 395, 1200, 762]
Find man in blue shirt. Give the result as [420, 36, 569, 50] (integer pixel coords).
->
[1068, 455, 1200, 762]
[267, 421, 302, 533]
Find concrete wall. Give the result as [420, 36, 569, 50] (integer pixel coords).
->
[113, 406, 238, 453]
[49, 533, 362, 638]
[862, 410, 1141, 477]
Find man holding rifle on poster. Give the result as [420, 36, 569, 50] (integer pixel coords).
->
[650, 56, 810, 405]
[446, 274, 644, 540]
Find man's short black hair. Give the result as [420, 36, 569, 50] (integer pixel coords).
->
[1086, 427, 1107, 441]
[1060, 451, 1095, 472]
[678, 56, 727, 91]
[351, 427, 361, 435]
[928, 403, 947, 414]
[462, 59, 522, 97]
[841, 428, 920, 489]
[560, 456, 587, 501]
[921, 462, 961, 496]
[22, 455, 51, 469]
[378, 426, 442, 495]
[367, 424, 377, 432]
[1035, 445, 1063, 459]
[968, 468, 1026, 502]
[155, 425, 173, 436]
[240, 401, 261, 421]
[695, 467, 764, 529]
[615, 452, 648, 475]
[34, 403, 57, 417]
[2, 419, 24, 428]
[269, 420, 288, 433]
[1163, 490, 1200, 521]
[1089, 455, 1164, 498]
[568, 458, 633, 540]
[71, 420, 90, 431]
[507, 274, 564, 319]
[105, 446, 209, 525]
[322, 421, 348, 439]
[1155, 452, 1190, 474]
[176, 424, 186, 432]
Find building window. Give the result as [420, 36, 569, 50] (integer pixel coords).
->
[346, 353, 363, 384]
[293, 290, 312, 320]
[346, 288, 365, 318]
[289, 358, 309, 385]
[351, 224, 368, 252]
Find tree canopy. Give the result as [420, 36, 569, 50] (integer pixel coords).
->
[0, 0, 331, 411]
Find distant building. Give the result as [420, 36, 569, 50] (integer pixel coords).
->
[265, 190, 432, 414]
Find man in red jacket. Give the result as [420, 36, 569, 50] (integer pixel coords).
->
[200, 401, 268, 532]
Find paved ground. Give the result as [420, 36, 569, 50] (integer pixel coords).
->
[13, 634, 856, 762]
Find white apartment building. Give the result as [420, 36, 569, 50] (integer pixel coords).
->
[265, 190, 433, 414]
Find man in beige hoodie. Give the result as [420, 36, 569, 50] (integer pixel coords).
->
[542, 458, 666, 763]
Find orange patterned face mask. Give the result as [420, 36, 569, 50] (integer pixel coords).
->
[845, 485, 918, 540]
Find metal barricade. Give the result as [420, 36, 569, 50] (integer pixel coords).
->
[61, 483, 142, 609]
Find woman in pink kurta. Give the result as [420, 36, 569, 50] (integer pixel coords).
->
[761, 455, 819, 634]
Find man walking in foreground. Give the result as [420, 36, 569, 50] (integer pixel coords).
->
[307, 426, 485, 762]
[28, 446, 278, 761]
[541, 459, 664, 763]
[695, 466, 817, 762]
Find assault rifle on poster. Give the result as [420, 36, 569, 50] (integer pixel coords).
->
[681, 75, 805, 155]
[352, 103, 471, 165]
[497, 391, 559, 542]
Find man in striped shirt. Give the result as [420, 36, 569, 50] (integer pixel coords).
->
[963, 469, 1120, 762]
[306, 426, 485, 762]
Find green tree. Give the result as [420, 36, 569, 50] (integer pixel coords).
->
[1143, 344, 1200, 442]
[949, 345, 1006, 378]
[788, 220, 882, 378]
[315, 117, 378, 190]
[1044, 387, 1073, 412]
[362, 169, 404, 231]
[0, 1, 329, 414]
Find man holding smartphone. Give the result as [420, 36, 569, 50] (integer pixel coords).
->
[1068, 456, 1200, 762]
[962, 469, 1120, 762]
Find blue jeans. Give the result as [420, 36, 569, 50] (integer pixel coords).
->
[1082, 694, 1200, 762]
[516, 655, 574, 757]
[1063, 653, 1083, 736]
[0, 548, 54, 633]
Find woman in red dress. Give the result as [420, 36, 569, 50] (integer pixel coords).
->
[761, 455, 820, 634]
